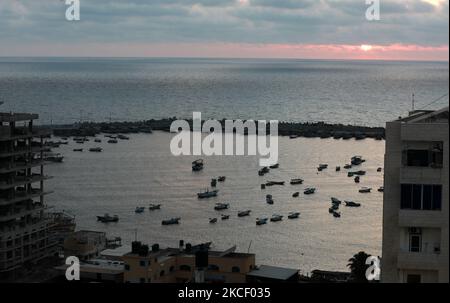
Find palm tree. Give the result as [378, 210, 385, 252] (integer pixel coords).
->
[347, 251, 370, 283]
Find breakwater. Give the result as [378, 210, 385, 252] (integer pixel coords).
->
[50, 118, 385, 140]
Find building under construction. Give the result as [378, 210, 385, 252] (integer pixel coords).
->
[0, 112, 58, 280]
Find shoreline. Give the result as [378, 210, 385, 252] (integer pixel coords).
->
[49, 118, 385, 140]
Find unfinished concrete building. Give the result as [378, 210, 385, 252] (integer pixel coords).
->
[0, 112, 57, 279]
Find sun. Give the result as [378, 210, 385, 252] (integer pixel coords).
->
[360, 44, 373, 52]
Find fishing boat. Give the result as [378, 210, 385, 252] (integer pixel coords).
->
[107, 139, 118, 144]
[290, 178, 304, 185]
[317, 164, 328, 171]
[359, 187, 372, 193]
[336, 166, 341, 172]
[73, 148, 83, 152]
[256, 218, 268, 225]
[329, 207, 335, 213]
[269, 163, 279, 169]
[354, 176, 360, 183]
[354, 170, 366, 176]
[345, 201, 361, 207]
[292, 192, 300, 198]
[238, 210, 251, 217]
[265, 181, 285, 186]
[258, 167, 270, 176]
[218, 176, 226, 182]
[197, 189, 219, 199]
[221, 214, 230, 220]
[135, 207, 145, 213]
[214, 203, 229, 211]
[270, 214, 283, 222]
[351, 156, 365, 166]
[162, 218, 180, 225]
[266, 194, 274, 204]
[304, 188, 316, 195]
[89, 147, 103, 152]
[118, 134, 130, 140]
[331, 197, 341, 205]
[97, 214, 119, 223]
[149, 204, 161, 210]
[94, 139, 102, 143]
[377, 167, 383, 172]
[344, 164, 352, 169]
[211, 178, 217, 187]
[192, 159, 204, 171]
[378, 186, 384, 192]
[288, 212, 300, 219]
[332, 211, 341, 218]
[209, 218, 218, 224]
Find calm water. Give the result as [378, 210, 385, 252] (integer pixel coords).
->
[1, 58, 448, 126]
[46, 132, 384, 273]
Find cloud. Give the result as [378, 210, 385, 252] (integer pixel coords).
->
[0, 0, 448, 58]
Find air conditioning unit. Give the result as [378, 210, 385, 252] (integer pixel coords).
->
[409, 227, 422, 234]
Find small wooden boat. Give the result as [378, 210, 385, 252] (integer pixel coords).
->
[288, 212, 300, 219]
[266, 181, 285, 186]
[97, 214, 119, 223]
[94, 139, 102, 143]
[377, 167, 383, 172]
[192, 159, 204, 171]
[345, 201, 361, 207]
[89, 147, 103, 152]
[378, 186, 384, 192]
[332, 211, 341, 218]
[344, 164, 352, 169]
[336, 166, 341, 172]
[214, 203, 229, 211]
[290, 178, 304, 185]
[266, 194, 274, 205]
[221, 214, 230, 220]
[292, 192, 300, 198]
[162, 218, 180, 225]
[135, 207, 145, 213]
[209, 218, 218, 224]
[270, 214, 283, 222]
[256, 218, 268, 225]
[211, 178, 217, 187]
[73, 148, 83, 152]
[218, 176, 226, 182]
[149, 204, 161, 210]
[331, 197, 341, 205]
[354, 176, 360, 183]
[258, 167, 270, 176]
[197, 189, 219, 199]
[238, 210, 251, 217]
[359, 187, 372, 193]
[351, 156, 365, 166]
[269, 163, 279, 169]
[304, 188, 316, 195]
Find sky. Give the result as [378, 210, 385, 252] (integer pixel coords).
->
[0, 0, 448, 60]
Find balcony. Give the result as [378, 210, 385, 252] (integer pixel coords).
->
[0, 174, 52, 190]
[397, 251, 443, 271]
[399, 210, 445, 228]
[0, 189, 52, 206]
[0, 160, 45, 174]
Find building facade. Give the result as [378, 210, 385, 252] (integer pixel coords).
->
[0, 113, 57, 279]
[382, 107, 449, 283]
[123, 242, 256, 283]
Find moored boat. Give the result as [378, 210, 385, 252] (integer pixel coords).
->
[135, 207, 145, 213]
[292, 192, 299, 198]
[345, 201, 361, 207]
[209, 218, 218, 224]
[359, 187, 372, 193]
[162, 218, 180, 225]
[238, 210, 251, 217]
[221, 214, 230, 220]
[97, 214, 119, 223]
[288, 212, 300, 219]
[214, 203, 230, 211]
[266, 194, 274, 204]
[192, 159, 204, 171]
[256, 218, 268, 225]
[270, 214, 283, 222]
[89, 147, 103, 152]
[197, 189, 219, 199]
[149, 204, 161, 210]
[290, 178, 304, 185]
[304, 188, 316, 195]
[218, 176, 226, 182]
[266, 181, 285, 186]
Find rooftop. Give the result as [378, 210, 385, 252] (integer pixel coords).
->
[395, 106, 449, 124]
[0, 112, 39, 122]
[247, 265, 299, 281]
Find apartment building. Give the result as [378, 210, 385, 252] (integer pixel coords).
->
[123, 242, 256, 283]
[382, 107, 449, 283]
[0, 112, 57, 279]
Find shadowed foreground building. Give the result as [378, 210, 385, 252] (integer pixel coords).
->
[382, 107, 449, 283]
[0, 113, 57, 280]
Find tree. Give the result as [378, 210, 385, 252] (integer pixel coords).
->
[347, 251, 370, 283]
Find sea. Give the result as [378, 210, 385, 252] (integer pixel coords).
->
[0, 58, 448, 273]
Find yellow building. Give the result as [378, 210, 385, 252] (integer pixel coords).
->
[123, 242, 256, 283]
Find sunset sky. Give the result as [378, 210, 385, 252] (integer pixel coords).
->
[0, 0, 448, 61]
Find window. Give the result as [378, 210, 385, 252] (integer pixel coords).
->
[401, 184, 442, 211]
[231, 266, 240, 273]
[407, 274, 421, 283]
[409, 228, 422, 253]
[124, 264, 130, 271]
[406, 150, 429, 167]
[208, 264, 220, 271]
[139, 260, 147, 267]
[160, 270, 165, 277]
